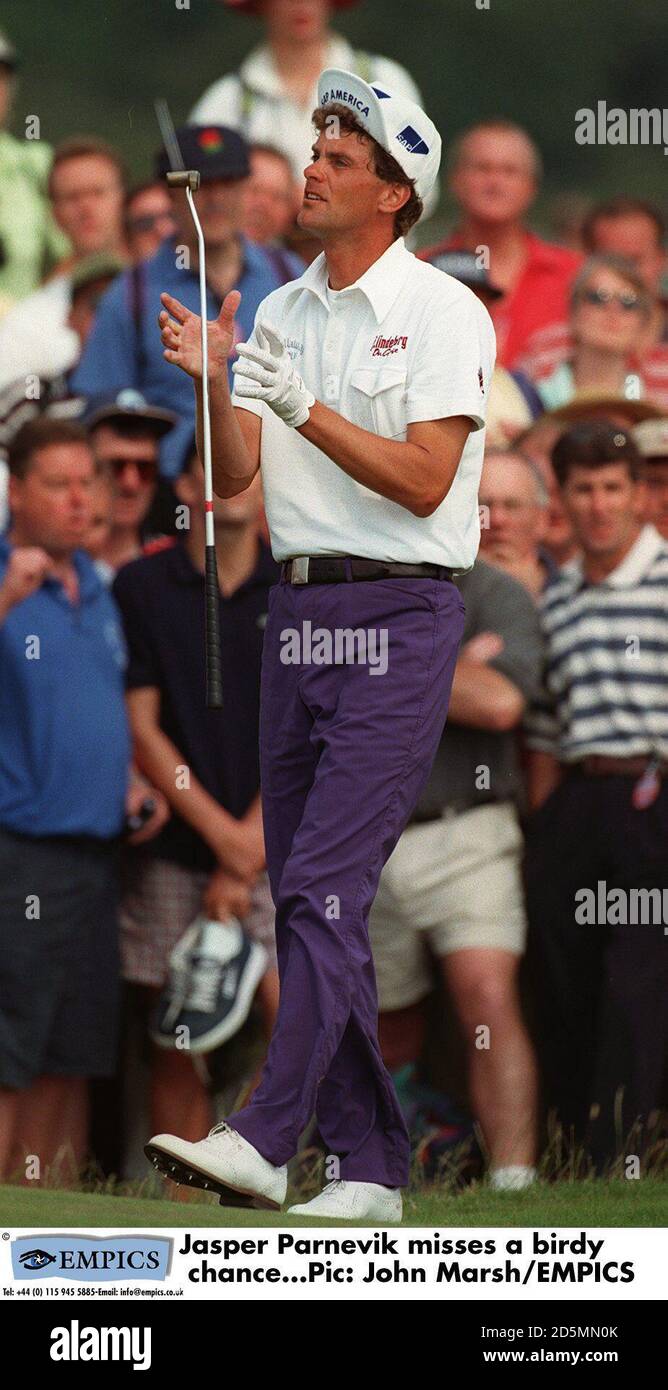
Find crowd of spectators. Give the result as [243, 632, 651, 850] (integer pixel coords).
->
[0, 2, 666, 1190]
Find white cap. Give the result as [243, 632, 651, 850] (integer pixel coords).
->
[317, 67, 441, 202]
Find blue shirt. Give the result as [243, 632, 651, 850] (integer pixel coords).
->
[0, 537, 131, 838]
[71, 236, 303, 478]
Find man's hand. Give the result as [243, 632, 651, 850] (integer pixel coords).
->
[460, 631, 505, 664]
[125, 774, 170, 846]
[232, 321, 315, 427]
[0, 548, 52, 621]
[203, 867, 252, 923]
[159, 289, 240, 380]
[206, 813, 265, 885]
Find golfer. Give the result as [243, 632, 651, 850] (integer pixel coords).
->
[147, 68, 495, 1222]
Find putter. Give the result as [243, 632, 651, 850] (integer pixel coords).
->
[156, 100, 224, 709]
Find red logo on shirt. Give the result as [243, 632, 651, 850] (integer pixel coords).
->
[371, 334, 408, 357]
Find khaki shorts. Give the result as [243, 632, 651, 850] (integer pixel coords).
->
[368, 802, 527, 1011]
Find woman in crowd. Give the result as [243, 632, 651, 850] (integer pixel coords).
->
[535, 255, 653, 410]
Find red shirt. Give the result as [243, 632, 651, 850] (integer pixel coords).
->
[419, 230, 582, 369]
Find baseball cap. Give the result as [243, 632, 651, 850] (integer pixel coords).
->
[317, 67, 441, 202]
[632, 418, 668, 459]
[155, 125, 250, 184]
[427, 250, 503, 299]
[85, 390, 176, 438]
[0, 29, 17, 70]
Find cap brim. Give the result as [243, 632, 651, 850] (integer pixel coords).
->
[546, 396, 665, 425]
[86, 405, 176, 437]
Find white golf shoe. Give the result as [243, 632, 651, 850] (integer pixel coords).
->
[145, 1121, 287, 1210]
[288, 1180, 402, 1223]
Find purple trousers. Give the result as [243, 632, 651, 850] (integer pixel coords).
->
[229, 573, 465, 1187]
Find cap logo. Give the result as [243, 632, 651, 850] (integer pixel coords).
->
[320, 87, 370, 117]
[199, 128, 224, 152]
[371, 86, 391, 99]
[396, 125, 429, 155]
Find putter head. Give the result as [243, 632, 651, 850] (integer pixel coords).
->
[166, 169, 200, 191]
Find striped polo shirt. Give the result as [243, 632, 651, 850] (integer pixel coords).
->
[525, 524, 668, 763]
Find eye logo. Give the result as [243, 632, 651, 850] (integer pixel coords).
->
[18, 1249, 57, 1270]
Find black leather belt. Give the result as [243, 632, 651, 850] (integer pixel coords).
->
[281, 555, 455, 585]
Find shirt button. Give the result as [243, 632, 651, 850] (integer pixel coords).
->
[324, 375, 339, 399]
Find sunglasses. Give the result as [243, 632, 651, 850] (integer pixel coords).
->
[580, 287, 642, 312]
[126, 212, 173, 234]
[108, 456, 157, 481]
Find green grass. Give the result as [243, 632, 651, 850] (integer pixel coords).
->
[0, 1178, 665, 1228]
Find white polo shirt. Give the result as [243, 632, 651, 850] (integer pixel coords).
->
[231, 236, 496, 569]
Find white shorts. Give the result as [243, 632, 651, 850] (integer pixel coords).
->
[368, 802, 527, 1011]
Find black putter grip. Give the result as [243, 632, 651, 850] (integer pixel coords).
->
[204, 543, 224, 708]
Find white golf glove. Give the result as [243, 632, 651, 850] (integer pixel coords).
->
[232, 321, 315, 428]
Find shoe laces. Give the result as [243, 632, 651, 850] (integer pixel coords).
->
[208, 1120, 233, 1139]
[320, 1180, 346, 1197]
[184, 957, 226, 1015]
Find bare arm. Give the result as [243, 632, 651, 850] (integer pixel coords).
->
[448, 657, 526, 732]
[127, 686, 264, 883]
[526, 749, 563, 811]
[297, 407, 473, 517]
[194, 376, 261, 497]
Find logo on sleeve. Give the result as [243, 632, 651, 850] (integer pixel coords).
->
[396, 125, 430, 155]
[478, 366, 485, 393]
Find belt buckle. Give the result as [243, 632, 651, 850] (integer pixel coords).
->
[290, 556, 310, 585]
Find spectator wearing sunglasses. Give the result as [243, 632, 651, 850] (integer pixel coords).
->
[86, 391, 176, 575]
[534, 256, 653, 412]
[582, 198, 668, 411]
[124, 183, 178, 265]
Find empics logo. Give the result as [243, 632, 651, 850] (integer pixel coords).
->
[396, 125, 430, 155]
[50, 1321, 151, 1372]
[12, 1234, 171, 1282]
[18, 1249, 57, 1271]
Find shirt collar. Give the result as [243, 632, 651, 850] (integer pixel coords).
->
[240, 35, 353, 98]
[284, 238, 413, 324]
[569, 525, 667, 591]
